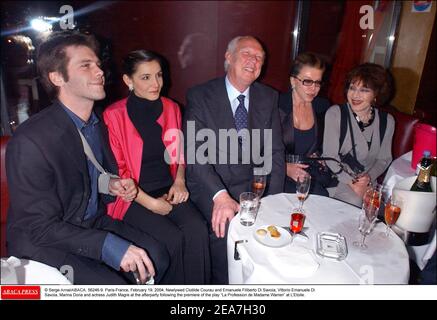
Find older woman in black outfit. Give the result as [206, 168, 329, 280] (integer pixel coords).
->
[279, 52, 331, 196]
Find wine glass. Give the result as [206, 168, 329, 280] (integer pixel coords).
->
[384, 196, 402, 237]
[252, 167, 267, 199]
[296, 173, 311, 210]
[353, 213, 375, 250]
[362, 185, 381, 222]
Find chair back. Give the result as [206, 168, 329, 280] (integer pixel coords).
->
[381, 107, 420, 159]
[1, 136, 10, 257]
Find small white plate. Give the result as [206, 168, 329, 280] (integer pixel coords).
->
[253, 225, 292, 248]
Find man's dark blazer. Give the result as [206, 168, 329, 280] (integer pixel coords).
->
[6, 101, 118, 268]
[184, 77, 285, 218]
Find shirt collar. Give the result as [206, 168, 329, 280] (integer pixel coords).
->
[59, 100, 99, 130]
[225, 76, 250, 104]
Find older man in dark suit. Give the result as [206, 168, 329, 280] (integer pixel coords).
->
[6, 31, 177, 284]
[184, 36, 285, 284]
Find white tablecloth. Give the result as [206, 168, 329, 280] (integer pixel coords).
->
[383, 151, 436, 270]
[1, 256, 71, 284]
[227, 193, 410, 284]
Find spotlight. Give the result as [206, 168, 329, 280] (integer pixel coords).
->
[30, 18, 52, 32]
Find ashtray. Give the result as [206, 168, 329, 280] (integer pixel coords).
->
[316, 232, 348, 261]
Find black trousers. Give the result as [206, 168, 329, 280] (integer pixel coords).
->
[123, 199, 211, 284]
[53, 215, 170, 285]
[207, 226, 229, 285]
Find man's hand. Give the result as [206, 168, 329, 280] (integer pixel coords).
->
[109, 178, 138, 202]
[211, 192, 239, 238]
[120, 245, 155, 284]
[167, 179, 189, 205]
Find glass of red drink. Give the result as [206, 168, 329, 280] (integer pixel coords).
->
[384, 196, 402, 237]
[290, 209, 306, 234]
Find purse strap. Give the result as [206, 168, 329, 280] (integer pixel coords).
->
[345, 103, 359, 161]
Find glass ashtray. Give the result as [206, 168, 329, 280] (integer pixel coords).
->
[316, 232, 348, 261]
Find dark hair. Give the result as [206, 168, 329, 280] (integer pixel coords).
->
[37, 31, 99, 99]
[344, 63, 391, 107]
[290, 52, 326, 77]
[122, 50, 162, 77]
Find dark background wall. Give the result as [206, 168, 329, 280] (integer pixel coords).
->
[86, 1, 295, 107]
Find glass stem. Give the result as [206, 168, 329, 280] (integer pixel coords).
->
[385, 225, 391, 237]
[361, 234, 367, 247]
[299, 200, 303, 210]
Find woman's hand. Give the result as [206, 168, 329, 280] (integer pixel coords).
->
[286, 163, 309, 182]
[166, 179, 189, 205]
[149, 195, 173, 215]
[349, 173, 371, 199]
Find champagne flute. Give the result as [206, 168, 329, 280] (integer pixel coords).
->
[296, 173, 311, 210]
[353, 213, 375, 250]
[384, 196, 402, 237]
[362, 185, 381, 222]
[252, 167, 267, 199]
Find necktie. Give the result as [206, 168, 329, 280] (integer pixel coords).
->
[234, 94, 248, 133]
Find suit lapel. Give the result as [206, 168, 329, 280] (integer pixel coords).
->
[214, 78, 237, 130]
[51, 103, 89, 177]
[248, 84, 266, 131]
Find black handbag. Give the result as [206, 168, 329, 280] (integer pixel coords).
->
[303, 155, 339, 188]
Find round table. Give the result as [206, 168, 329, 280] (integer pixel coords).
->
[227, 193, 410, 284]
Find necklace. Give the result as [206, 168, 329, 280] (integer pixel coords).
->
[353, 107, 375, 132]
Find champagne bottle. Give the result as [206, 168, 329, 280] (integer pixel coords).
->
[410, 150, 433, 192]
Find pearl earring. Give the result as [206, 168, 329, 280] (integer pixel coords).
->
[129, 84, 133, 91]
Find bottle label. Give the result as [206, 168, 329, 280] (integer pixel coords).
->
[417, 164, 432, 183]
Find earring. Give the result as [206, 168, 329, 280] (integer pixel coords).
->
[129, 84, 133, 91]
[291, 85, 295, 90]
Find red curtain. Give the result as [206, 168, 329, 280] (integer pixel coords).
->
[328, 0, 372, 105]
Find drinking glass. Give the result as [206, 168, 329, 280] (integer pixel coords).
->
[239, 192, 259, 226]
[286, 154, 303, 164]
[384, 196, 402, 237]
[290, 207, 306, 235]
[362, 185, 382, 222]
[252, 167, 267, 199]
[353, 213, 375, 250]
[296, 173, 311, 209]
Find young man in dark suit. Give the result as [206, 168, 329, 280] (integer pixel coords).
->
[6, 31, 175, 284]
[184, 36, 285, 284]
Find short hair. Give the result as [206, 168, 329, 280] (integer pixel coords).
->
[37, 31, 99, 99]
[290, 52, 326, 77]
[224, 36, 264, 71]
[344, 63, 391, 107]
[122, 50, 162, 77]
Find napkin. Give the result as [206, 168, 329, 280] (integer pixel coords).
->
[266, 246, 319, 279]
